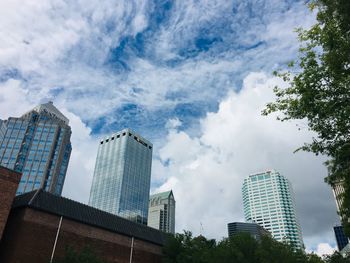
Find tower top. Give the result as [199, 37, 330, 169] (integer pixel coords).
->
[23, 101, 69, 124]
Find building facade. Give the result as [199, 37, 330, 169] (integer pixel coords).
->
[332, 181, 345, 214]
[89, 128, 152, 225]
[148, 190, 175, 234]
[334, 225, 349, 251]
[0, 190, 164, 263]
[0, 102, 72, 196]
[242, 170, 304, 250]
[227, 222, 269, 241]
[0, 166, 21, 240]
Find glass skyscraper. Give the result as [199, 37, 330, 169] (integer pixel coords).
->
[242, 170, 304, 250]
[148, 190, 176, 234]
[89, 128, 152, 225]
[0, 102, 72, 196]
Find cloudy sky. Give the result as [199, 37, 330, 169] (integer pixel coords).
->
[0, 0, 340, 255]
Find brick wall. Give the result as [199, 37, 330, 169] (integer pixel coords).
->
[0, 166, 20, 240]
[0, 208, 163, 263]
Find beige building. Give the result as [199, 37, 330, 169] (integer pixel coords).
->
[148, 190, 175, 234]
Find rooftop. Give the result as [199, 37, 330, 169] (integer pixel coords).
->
[149, 190, 173, 201]
[23, 101, 69, 124]
[12, 190, 166, 246]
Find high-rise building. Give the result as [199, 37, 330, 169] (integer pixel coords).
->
[242, 170, 304, 250]
[227, 222, 270, 241]
[331, 180, 346, 217]
[148, 190, 175, 234]
[0, 102, 72, 196]
[334, 225, 349, 251]
[89, 128, 152, 225]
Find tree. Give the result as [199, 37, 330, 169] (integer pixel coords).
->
[262, 0, 350, 233]
[162, 231, 324, 263]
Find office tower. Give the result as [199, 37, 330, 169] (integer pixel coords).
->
[0, 120, 6, 141]
[331, 181, 346, 216]
[0, 102, 72, 196]
[227, 222, 270, 241]
[89, 129, 152, 225]
[148, 190, 175, 234]
[242, 170, 304, 250]
[334, 225, 349, 251]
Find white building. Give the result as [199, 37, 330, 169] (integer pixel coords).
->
[148, 190, 175, 234]
[242, 170, 304, 250]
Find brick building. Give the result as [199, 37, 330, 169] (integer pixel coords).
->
[0, 166, 21, 240]
[0, 189, 165, 263]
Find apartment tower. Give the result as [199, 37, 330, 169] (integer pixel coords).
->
[242, 170, 304, 250]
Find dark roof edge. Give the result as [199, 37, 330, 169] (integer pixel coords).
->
[12, 190, 166, 246]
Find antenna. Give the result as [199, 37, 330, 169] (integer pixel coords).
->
[200, 222, 204, 235]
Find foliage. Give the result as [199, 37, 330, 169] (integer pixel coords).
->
[323, 252, 350, 263]
[162, 231, 329, 263]
[53, 246, 105, 263]
[262, 0, 350, 233]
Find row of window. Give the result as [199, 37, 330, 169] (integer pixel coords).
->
[100, 132, 152, 149]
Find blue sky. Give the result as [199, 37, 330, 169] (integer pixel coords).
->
[0, 0, 340, 254]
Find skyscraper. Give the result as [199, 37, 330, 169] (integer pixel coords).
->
[242, 170, 304, 250]
[331, 180, 346, 218]
[334, 225, 349, 251]
[89, 128, 152, 225]
[148, 190, 175, 234]
[0, 102, 72, 196]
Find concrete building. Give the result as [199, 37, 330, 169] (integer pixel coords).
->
[0, 189, 164, 263]
[242, 170, 304, 250]
[332, 181, 346, 215]
[0, 102, 72, 196]
[148, 190, 175, 234]
[89, 128, 152, 225]
[227, 222, 270, 241]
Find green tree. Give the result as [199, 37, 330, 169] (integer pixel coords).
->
[323, 251, 350, 263]
[162, 231, 325, 263]
[262, 0, 350, 232]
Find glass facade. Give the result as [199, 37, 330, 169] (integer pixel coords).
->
[89, 128, 152, 225]
[0, 102, 72, 196]
[227, 222, 270, 241]
[334, 225, 349, 251]
[148, 190, 176, 234]
[242, 170, 304, 250]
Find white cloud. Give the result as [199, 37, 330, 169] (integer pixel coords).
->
[154, 72, 338, 250]
[61, 110, 99, 204]
[0, 79, 34, 118]
[0, 0, 316, 122]
[307, 243, 336, 257]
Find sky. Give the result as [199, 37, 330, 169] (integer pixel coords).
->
[0, 0, 340, 255]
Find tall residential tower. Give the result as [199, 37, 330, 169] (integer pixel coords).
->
[242, 170, 304, 250]
[89, 128, 152, 225]
[148, 190, 175, 234]
[0, 102, 72, 196]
